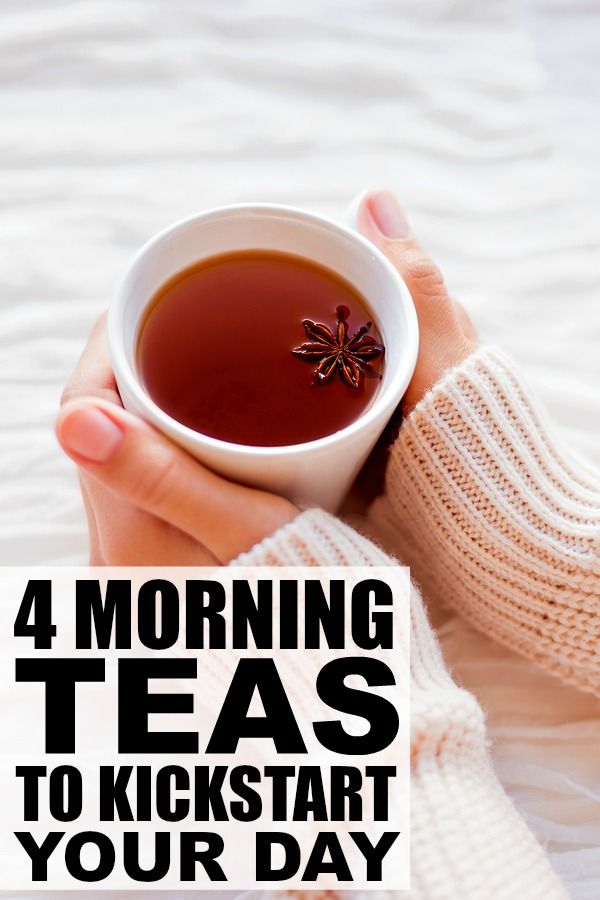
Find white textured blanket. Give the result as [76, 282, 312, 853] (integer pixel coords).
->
[1, 0, 599, 897]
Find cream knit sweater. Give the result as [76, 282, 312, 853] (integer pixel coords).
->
[233, 347, 600, 900]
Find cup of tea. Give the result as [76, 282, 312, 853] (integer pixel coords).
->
[108, 204, 418, 511]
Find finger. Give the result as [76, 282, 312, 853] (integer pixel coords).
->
[56, 397, 296, 562]
[92, 483, 220, 566]
[453, 299, 478, 343]
[61, 313, 122, 408]
[79, 475, 104, 564]
[357, 190, 449, 308]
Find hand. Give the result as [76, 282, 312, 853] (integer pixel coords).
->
[338, 190, 478, 509]
[357, 190, 478, 414]
[56, 316, 298, 565]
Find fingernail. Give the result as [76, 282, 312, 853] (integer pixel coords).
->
[366, 191, 410, 239]
[60, 406, 124, 462]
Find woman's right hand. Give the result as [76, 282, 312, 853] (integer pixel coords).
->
[357, 190, 478, 414]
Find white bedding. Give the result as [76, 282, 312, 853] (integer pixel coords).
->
[1, 0, 599, 897]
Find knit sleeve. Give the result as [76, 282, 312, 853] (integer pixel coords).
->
[232, 508, 568, 899]
[369, 345, 600, 696]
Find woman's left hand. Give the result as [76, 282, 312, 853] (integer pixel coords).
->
[56, 315, 298, 565]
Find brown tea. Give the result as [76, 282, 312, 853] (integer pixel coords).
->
[137, 249, 384, 447]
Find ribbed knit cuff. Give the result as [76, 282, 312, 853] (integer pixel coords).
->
[233, 507, 395, 567]
[370, 345, 600, 696]
[229, 507, 403, 721]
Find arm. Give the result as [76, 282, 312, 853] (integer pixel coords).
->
[233, 508, 568, 900]
[56, 323, 567, 899]
[56, 191, 570, 898]
[369, 346, 600, 695]
[357, 193, 600, 697]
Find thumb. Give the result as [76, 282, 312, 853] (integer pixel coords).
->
[56, 398, 294, 561]
[357, 190, 449, 307]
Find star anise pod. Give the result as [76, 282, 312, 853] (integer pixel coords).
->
[292, 305, 385, 389]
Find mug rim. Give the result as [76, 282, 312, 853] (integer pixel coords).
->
[108, 202, 419, 459]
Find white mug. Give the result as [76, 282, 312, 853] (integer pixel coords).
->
[108, 203, 418, 511]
